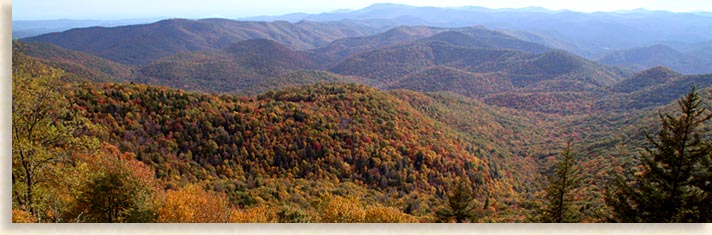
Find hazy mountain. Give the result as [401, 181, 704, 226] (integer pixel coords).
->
[22, 18, 383, 65]
[12, 18, 165, 39]
[312, 25, 550, 62]
[599, 73, 712, 111]
[497, 29, 582, 54]
[609, 66, 682, 93]
[680, 40, 712, 56]
[311, 25, 443, 61]
[598, 44, 712, 74]
[243, 3, 712, 59]
[419, 27, 551, 54]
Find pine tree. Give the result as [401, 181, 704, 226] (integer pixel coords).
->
[541, 139, 583, 223]
[607, 87, 712, 222]
[436, 179, 477, 222]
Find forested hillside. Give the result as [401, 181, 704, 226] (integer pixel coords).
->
[12, 12, 712, 223]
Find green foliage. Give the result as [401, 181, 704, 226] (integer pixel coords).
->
[540, 140, 583, 223]
[77, 170, 153, 222]
[607, 87, 712, 222]
[277, 206, 315, 223]
[436, 179, 477, 222]
[73, 145, 159, 223]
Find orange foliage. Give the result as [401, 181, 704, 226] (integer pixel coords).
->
[319, 195, 366, 223]
[228, 205, 278, 223]
[12, 209, 35, 223]
[364, 207, 417, 223]
[157, 184, 231, 223]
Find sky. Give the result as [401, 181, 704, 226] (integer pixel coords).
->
[13, 0, 712, 20]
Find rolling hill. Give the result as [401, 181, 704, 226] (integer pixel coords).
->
[330, 40, 628, 93]
[599, 73, 712, 111]
[66, 80, 543, 221]
[22, 18, 383, 65]
[134, 39, 324, 93]
[311, 25, 443, 61]
[12, 41, 133, 82]
[312, 25, 551, 62]
[19, 20, 633, 105]
[386, 66, 512, 98]
[608, 66, 682, 93]
[598, 44, 712, 74]
[243, 3, 712, 59]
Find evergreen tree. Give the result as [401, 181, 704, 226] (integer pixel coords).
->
[436, 179, 477, 222]
[607, 87, 712, 222]
[541, 139, 583, 223]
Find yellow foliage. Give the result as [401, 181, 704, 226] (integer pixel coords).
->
[12, 209, 35, 223]
[319, 195, 366, 223]
[228, 205, 278, 223]
[157, 184, 231, 223]
[364, 207, 417, 223]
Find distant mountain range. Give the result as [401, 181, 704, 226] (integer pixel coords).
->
[22, 19, 384, 65]
[241, 3, 712, 59]
[598, 44, 712, 74]
[20, 21, 632, 102]
[15, 5, 712, 115]
[12, 18, 165, 39]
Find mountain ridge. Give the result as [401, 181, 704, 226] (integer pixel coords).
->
[22, 18, 384, 65]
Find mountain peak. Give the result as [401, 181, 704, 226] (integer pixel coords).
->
[635, 66, 681, 79]
[362, 3, 413, 10]
[610, 66, 682, 92]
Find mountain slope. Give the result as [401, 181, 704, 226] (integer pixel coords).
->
[135, 39, 323, 93]
[433, 28, 550, 54]
[598, 44, 712, 74]
[239, 70, 366, 95]
[609, 66, 682, 93]
[12, 18, 164, 39]
[243, 3, 712, 58]
[311, 26, 442, 61]
[313, 25, 551, 62]
[67, 82, 541, 220]
[386, 66, 512, 97]
[22, 18, 382, 65]
[331, 41, 628, 92]
[12, 41, 133, 82]
[599, 73, 712, 111]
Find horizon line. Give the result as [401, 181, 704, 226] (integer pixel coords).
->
[12, 3, 712, 21]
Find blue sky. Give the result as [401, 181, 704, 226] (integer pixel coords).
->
[13, 0, 712, 20]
